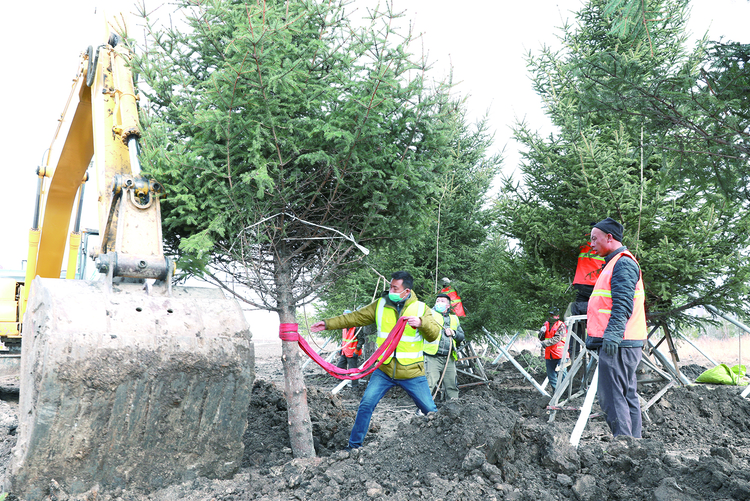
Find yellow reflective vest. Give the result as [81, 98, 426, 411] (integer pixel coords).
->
[424, 310, 460, 359]
[375, 297, 427, 366]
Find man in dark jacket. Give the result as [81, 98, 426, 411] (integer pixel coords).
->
[586, 217, 647, 437]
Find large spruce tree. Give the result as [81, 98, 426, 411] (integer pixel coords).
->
[493, 0, 750, 330]
[316, 109, 500, 322]
[133, 0, 467, 456]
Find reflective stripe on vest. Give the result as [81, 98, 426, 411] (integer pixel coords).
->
[573, 244, 605, 286]
[544, 320, 566, 360]
[424, 310, 459, 358]
[587, 250, 647, 341]
[375, 298, 427, 365]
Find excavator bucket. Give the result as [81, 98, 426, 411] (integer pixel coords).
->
[9, 278, 255, 500]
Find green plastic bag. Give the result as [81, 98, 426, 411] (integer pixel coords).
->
[695, 364, 747, 385]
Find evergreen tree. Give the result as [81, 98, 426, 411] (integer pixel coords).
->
[316, 110, 500, 331]
[590, 2, 750, 201]
[494, 0, 750, 330]
[133, 0, 463, 457]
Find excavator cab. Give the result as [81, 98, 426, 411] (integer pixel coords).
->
[7, 27, 255, 500]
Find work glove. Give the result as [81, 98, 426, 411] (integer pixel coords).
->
[602, 339, 619, 357]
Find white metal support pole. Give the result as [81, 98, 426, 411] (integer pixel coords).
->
[648, 338, 692, 385]
[705, 305, 749, 375]
[492, 332, 520, 364]
[570, 365, 599, 447]
[484, 328, 549, 397]
[302, 336, 332, 370]
[675, 332, 719, 367]
[331, 379, 350, 394]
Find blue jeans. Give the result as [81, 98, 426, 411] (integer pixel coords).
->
[546, 358, 566, 391]
[349, 368, 436, 448]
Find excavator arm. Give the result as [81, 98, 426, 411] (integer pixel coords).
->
[9, 28, 255, 500]
[26, 33, 167, 305]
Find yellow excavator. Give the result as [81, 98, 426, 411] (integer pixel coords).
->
[4, 25, 255, 501]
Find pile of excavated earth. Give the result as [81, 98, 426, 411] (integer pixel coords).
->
[1, 348, 749, 500]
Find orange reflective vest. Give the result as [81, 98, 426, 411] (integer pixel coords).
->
[341, 327, 361, 357]
[573, 244, 605, 286]
[587, 250, 647, 341]
[439, 286, 466, 317]
[543, 320, 567, 360]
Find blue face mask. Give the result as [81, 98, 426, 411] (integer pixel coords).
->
[434, 303, 448, 313]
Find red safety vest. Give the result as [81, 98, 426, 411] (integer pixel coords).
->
[587, 250, 647, 341]
[543, 320, 567, 360]
[573, 243, 605, 286]
[341, 327, 361, 357]
[439, 286, 466, 317]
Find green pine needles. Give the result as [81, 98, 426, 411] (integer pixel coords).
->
[132, 0, 477, 315]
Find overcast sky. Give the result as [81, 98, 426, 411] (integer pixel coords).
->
[0, 0, 748, 274]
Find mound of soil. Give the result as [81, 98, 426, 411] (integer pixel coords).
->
[2, 353, 750, 501]
[241, 379, 357, 466]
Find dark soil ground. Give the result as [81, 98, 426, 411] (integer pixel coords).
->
[2, 347, 750, 501]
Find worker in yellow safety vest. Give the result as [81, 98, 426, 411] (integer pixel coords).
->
[424, 293, 465, 400]
[310, 270, 440, 449]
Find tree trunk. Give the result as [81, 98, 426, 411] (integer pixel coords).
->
[275, 247, 315, 458]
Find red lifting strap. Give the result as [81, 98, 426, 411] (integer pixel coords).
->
[278, 318, 408, 380]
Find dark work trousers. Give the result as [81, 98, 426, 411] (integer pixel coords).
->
[573, 284, 593, 303]
[597, 346, 642, 437]
[337, 354, 360, 387]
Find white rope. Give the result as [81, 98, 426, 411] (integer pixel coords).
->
[243, 212, 369, 255]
